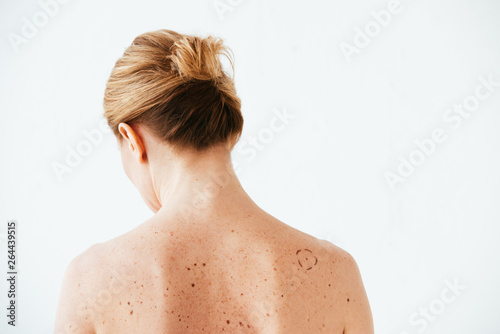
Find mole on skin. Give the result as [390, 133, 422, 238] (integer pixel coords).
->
[296, 249, 318, 270]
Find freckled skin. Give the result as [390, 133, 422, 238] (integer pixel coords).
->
[55, 132, 373, 333]
[55, 207, 373, 334]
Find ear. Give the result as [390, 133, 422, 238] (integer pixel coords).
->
[118, 123, 148, 163]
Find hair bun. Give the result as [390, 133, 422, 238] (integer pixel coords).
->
[169, 35, 233, 82]
[104, 29, 243, 150]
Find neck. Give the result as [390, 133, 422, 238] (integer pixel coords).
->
[150, 144, 255, 219]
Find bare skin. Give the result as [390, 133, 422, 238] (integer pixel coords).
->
[55, 123, 374, 334]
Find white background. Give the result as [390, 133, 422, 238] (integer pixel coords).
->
[1, 0, 499, 333]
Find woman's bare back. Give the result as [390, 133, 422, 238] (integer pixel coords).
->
[56, 208, 372, 334]
[54, 28, 373, 334]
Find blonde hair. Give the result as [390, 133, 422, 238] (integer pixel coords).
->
[103, 29, 243, 150]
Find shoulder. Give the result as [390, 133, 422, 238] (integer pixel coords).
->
[318, 239, 361, 276]
[55, 243, 110, 334]
[316, 239, 374, 334]
[276, 228, 374, 333]
[55, 226, 157, 332]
